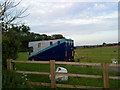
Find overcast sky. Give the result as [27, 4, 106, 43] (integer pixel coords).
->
[18, 0, 118, 46]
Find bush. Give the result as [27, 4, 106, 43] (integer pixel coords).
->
[2, 68, 31, 88]
[2, 36, 20, 68]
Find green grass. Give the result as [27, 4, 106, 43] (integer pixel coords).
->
[14, 62, 120, 88]
[14, 47, 120, 88]
[15, 63, 120, 76]
[16, 52, 28, 60]
[75, 47, 119, 63]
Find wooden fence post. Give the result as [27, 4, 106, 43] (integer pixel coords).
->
[50, 60, 56, 88]
[7, 59, 13, 71]
[101, 63, 109, 88]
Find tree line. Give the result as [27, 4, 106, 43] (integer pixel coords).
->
[3, 24, 65, 52]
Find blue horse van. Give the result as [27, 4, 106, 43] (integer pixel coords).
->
[28, 39, 74, 62]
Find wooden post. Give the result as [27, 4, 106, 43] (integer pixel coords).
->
[7, 59, 13, 71]
[101, 63, 109, 88]
[50, 60, 56, 88]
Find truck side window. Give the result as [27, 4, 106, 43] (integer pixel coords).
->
[29, 47, 33, 55]
[29, 47, 33, 52]
[38, 43, 41, 48]
[50, 42, 53, 45]
[58, 41, 60, 45]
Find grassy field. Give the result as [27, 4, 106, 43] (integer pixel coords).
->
[74, 46, 119, 63]
[14, 46, 120, 88]
[16, 46, 119, 63]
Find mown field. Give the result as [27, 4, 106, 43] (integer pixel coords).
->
[14, 46, 120, 88]
[74, 46, 119, 63]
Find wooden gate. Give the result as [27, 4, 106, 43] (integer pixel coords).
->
[7, 59, 120, 88]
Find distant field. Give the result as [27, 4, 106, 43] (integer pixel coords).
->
[74, 46, 119, 63]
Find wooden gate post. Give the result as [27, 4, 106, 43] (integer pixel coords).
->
[7, 59, 13, 71]
[101, 63, 109, 88]
[50, 60, 56, 88]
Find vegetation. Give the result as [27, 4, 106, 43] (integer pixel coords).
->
[12, 50, 120, 88]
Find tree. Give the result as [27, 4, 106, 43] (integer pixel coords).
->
[0, 0, 28, 33]
[1, 0, 28, 68]
[2, 36, 20, 67]
[102, 42, 106, 46]
[52, 34, 65, 39]
[118, 42, 120, 46]
[41, 34, 48, 40]
[1, 1, 30, 88]
[20, 24, 30, 33]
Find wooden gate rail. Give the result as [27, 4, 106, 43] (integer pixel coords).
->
[7, 59, 120, 88]
[11, 60, 120, 67]
[15, 70, 120, 80]
[11, 60, 50, 64]
[16, 70, 50, 75]
[55, 61, 120, 67]
[28, 82, 102, 88]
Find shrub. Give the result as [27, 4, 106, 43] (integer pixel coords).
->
[2, 68, 31, 88]
[2, 36, 20, 68]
